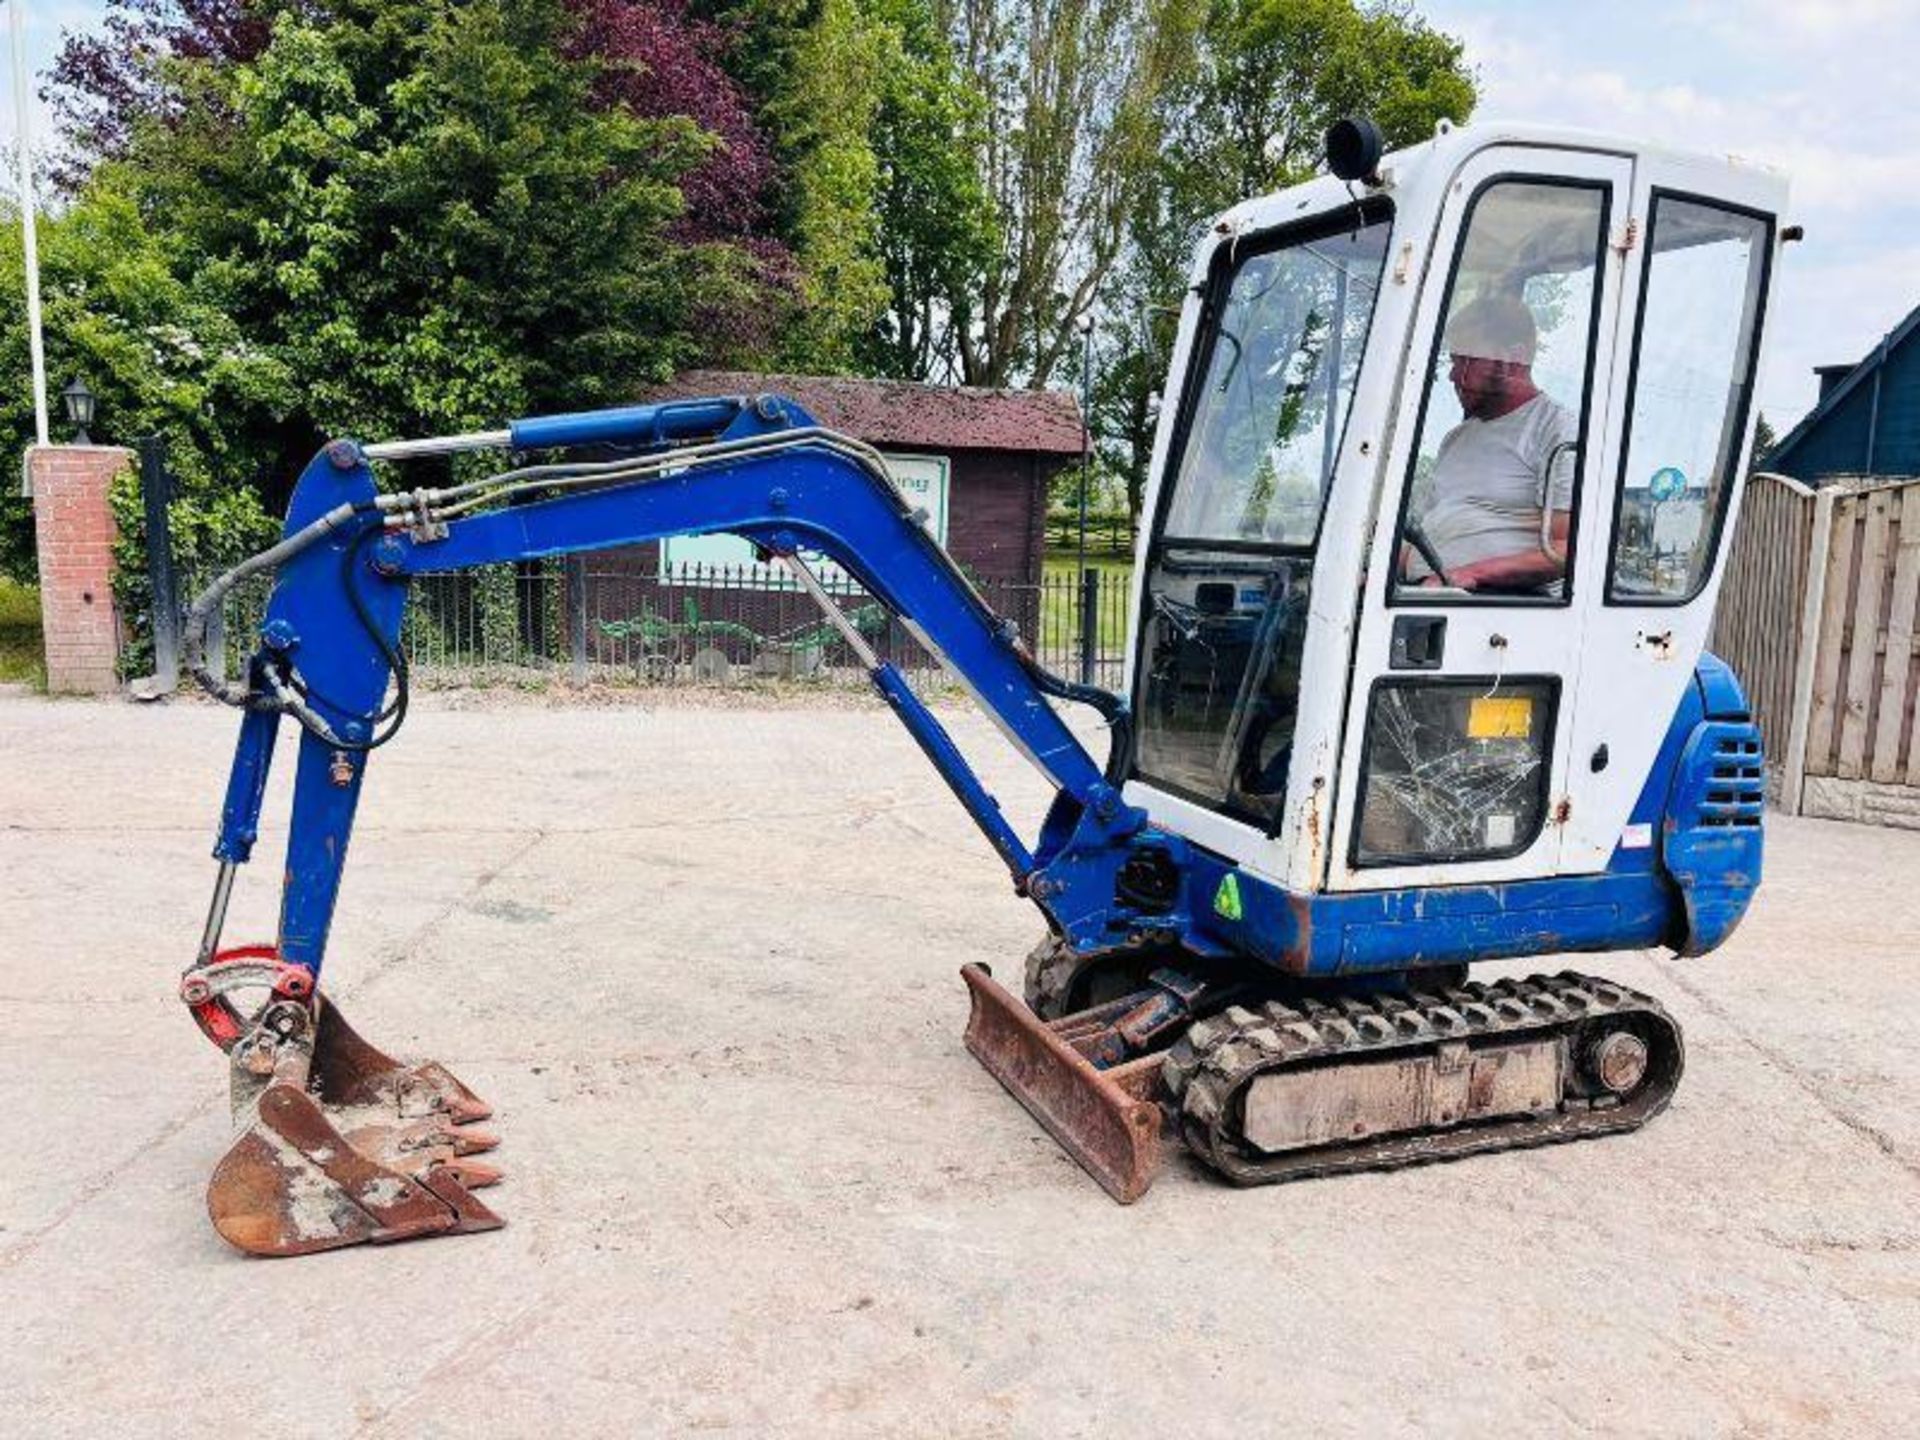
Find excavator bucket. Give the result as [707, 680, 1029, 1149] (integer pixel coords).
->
[960, 963, 1166, 1203]
[203, 989, 504, 1257]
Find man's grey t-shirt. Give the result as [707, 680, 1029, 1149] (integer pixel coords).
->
[1411, 394, 1575, 576]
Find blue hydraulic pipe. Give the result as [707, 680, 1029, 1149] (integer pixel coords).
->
[221, 420, 1119, 982]
[214, 701, 280, 864]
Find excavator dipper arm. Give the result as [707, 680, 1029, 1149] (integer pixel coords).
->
[185, 396, 1178, 1251]
[212, 400, 1148, 973]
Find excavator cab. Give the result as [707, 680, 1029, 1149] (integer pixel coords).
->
[993, 123, 1782, 1196]
[182, 121, 1788, 1251]
[1128, 122, 1779, 904]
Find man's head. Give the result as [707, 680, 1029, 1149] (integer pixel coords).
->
[1444, 294, 1540, 419]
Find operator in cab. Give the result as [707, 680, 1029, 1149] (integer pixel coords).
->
[1403, 294, 1575, 594]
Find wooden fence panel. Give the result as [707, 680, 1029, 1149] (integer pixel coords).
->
[1710, 473, 1814, 765]
[1877, 485, 1920, 784]
[1802, 478, 1920, 804]
[1836, 490, 1893, 778]
[1805, 494, 1858, 775]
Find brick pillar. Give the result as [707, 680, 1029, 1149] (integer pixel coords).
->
[30, 445, 132, 695]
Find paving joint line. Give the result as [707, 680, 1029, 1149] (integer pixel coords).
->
[1655, 958, 1920, 1184]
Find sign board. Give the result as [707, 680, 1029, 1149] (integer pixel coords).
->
[659, 451, 950, 586]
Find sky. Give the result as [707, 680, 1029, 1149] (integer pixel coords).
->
[6, 0, 1919, 430]
[1418, 0, 1920, 430]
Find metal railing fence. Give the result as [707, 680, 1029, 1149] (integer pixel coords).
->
[195, 561, 1136, 696]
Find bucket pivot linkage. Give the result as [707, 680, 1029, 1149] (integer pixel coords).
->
[182, 946, 505, 1257]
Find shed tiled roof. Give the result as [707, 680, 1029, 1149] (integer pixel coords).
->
[638, 370, 1086, 456]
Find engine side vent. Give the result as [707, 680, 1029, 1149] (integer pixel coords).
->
[1701, 730, 1764, 828]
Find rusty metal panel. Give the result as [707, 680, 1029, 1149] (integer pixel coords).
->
[960, 964, 1163, 1204]
[203, 995, 504, 1257]
[1240, 1038, 1562, 1155]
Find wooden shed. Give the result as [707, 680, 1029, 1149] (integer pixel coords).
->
[638, 370, 1086, 588]
[559, 372, 1086, 680]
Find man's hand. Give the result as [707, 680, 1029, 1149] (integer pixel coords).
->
[1435, 513, 1570, 593]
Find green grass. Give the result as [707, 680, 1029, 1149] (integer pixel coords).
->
[1041, 551, 1134, 655]
[0, 578, 45, 689]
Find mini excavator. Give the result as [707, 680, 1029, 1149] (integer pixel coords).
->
[182, 119, 1787, 1254]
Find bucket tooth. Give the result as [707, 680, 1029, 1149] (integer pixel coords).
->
[335, 1115, 501, 1172]
[437, 1157, 506, 1189]
[441, 1126, 501, 1156]
[960, 963, 1165, 1204]
[205, 992, 505, 1257]
[309, 1003, 493, 1123]
[415, 1165, 511, 1233]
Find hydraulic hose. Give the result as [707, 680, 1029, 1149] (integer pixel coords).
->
[187, 422, 1120, 775]
[185, 498, 385, 705]
[1021, 655, 1135, 786]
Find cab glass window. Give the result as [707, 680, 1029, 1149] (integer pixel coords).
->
[1355, 678, 1557, 866]
[1163, 208, 1391, 548]
[1133, 207, 1390, 820]
[1608, 197, 1771, 603]
[1393, 180, 1609, 601]
[1136, 552, 1313, 821]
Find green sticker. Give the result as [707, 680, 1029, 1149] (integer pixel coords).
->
[1213, 873, 1244, 922]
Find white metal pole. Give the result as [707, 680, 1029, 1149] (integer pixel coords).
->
[8, 0, 49, 446]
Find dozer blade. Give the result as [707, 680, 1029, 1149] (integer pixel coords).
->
[207, 994, 505, 1257]
[960, 963, 1165, 1204]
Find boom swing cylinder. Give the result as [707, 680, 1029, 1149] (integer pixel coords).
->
[180, 118, 1785, 1256]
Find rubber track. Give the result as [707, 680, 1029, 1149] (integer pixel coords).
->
[1162, 971, 1684, 1185]
[1022, 934, 1181, 1022]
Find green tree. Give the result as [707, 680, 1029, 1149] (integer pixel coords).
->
[14, 0, 759, 657]
[0, 183, 282, 583]
[767, 0, 892, 370]
[946, 0, 1204, 390]
[1097, 0, 1476, 517]
[859, 0, 998, 380]
[712, 0, 994, 378]
[103, 0, 722, 466]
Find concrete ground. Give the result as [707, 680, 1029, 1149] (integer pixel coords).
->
[1, 688, 1916, 1438]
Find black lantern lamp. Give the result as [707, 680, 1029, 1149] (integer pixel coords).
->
[62, 377, 97, 445]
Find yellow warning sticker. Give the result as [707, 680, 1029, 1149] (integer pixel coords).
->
[1467, 694, 1533, 739]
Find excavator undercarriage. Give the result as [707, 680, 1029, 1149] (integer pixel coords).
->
[964, 951, 1682, 1204]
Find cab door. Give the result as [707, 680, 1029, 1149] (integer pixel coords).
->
[1329, 146, 1635, 891]
[1558, 157, 1777, 872]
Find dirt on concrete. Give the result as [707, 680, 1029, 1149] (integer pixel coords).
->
[0, 689, 1916, 1438]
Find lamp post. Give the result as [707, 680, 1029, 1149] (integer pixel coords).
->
[62, 377, 95, 444]
[1075, 312, 1094, 578]
[1074, 312, 1097, 683]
